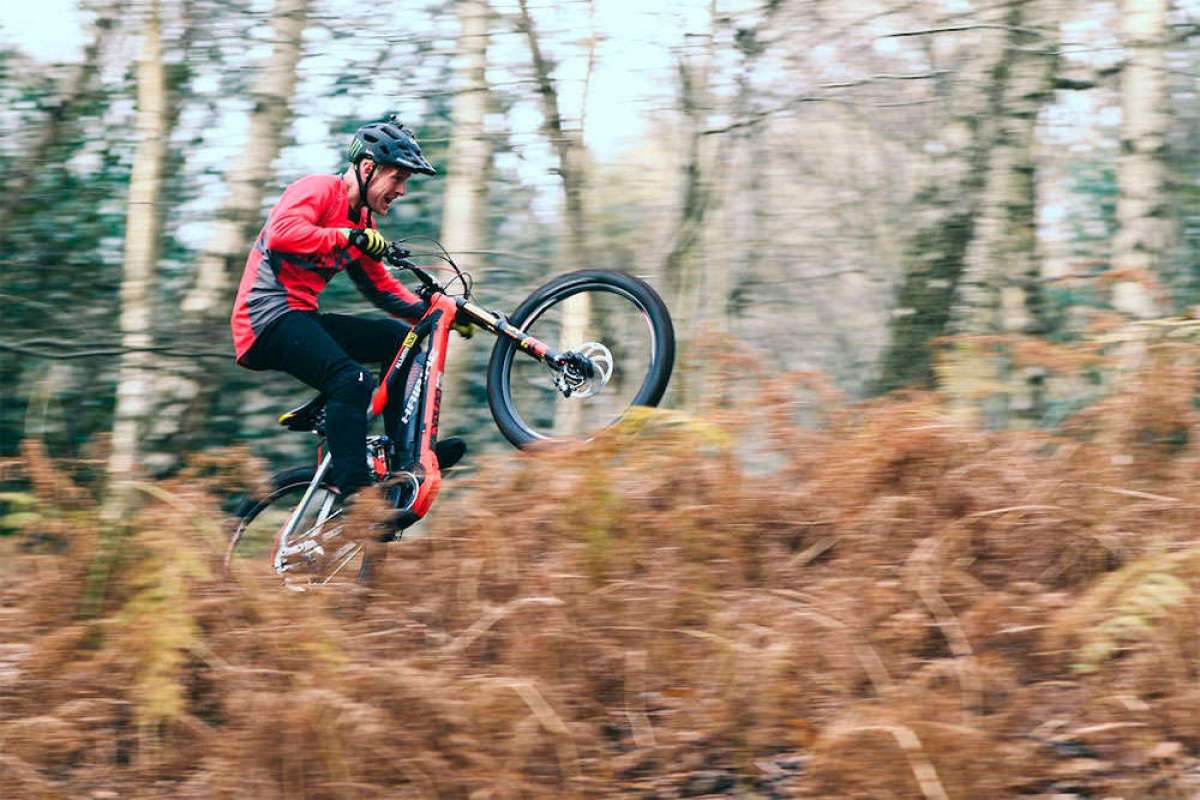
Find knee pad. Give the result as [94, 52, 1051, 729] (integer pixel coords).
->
[326, 362, 375, 407]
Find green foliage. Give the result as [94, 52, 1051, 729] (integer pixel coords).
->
[1064, 548, 1200, 673]
[1040, 285, 1106, 343]
[1065, 159, 1118, 249]
[113, 525, 208, 727]
[0, 491, 39, 535]
[0, 40, 132, 457]
[1162, 44, 1200, 310]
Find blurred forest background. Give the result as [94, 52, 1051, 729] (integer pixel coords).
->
[2, 0, 1199, 478]
[4, 0, 1200, 797]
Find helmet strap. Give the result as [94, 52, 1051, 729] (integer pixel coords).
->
[352, 159, 376, 227]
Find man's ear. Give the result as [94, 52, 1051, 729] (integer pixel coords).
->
[360, 159, 375, 178]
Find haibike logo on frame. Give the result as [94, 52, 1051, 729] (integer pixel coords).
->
[401, 356, 433, 425]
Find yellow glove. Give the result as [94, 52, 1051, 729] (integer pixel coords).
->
[343, 228, 387, 260]
[453, 320, 474, 339]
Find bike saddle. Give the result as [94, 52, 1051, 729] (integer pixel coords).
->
[277, 394, 327, 432]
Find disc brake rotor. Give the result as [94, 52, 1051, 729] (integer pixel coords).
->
[554, 341, 614, 398]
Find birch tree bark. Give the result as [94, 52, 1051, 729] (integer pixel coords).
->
[147, 0, 309, 466]
[661, 5, 718, 407]
[440, 0, 491, 422]
[1111, 0, 1171, 318]
[663, 50, 714, 328]
[712, 4, 779, 337]
[516, 0, 593, 434]
[949, 0, 1061, 335]
[105, 0, 167, 518]
[516, 0, 588, 270]
[874, 16, 1015, 393]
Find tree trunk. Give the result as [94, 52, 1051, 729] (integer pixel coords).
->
[439, 0, 491, 427]
[874, 15, 1015, 393]
[104, 0, 167, 518]
[1111, 0, 1171, 318]
[715, 0, 786, 337]
[931, 0, 1064, 426]
[515, 0, 589, 270]
[516, 0, 592, 434]
[662, 8, 718, 408]
[146, 0, 309, 469]
[949, 0, 1061, 335]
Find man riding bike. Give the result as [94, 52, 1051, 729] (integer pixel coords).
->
[230, 115, 465, 524]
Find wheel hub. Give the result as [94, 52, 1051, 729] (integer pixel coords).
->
[554, 341, 613, 398]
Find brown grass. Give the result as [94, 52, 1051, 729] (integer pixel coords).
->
[1, 345, 1200, 798]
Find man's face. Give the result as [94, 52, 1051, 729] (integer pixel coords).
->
[362, 161, 412, 215]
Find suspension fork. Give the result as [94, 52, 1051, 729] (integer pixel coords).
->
[456, 297, 566, 366]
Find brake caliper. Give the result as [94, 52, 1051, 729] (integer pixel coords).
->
[553, 342, 613, 398]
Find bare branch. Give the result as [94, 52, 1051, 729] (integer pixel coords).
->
[1054, 76, 1098, 90]
[0, 339, 229, 360]
[885, 23, 1046, 39]
[702, 96, 827, 135]
[819, 70, 949, 89]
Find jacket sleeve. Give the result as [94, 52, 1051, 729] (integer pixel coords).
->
[346, 258, 427, 322]
[265, 176, 346, 254]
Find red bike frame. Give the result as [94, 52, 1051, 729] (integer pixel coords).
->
[364, 287, 563, 526]
[368, 293, 455, 518]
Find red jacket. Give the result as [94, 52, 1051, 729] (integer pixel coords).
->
[230, 174, 425, 364]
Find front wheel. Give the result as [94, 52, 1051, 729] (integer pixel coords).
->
[226, 466, 376, 586]
[486, 270, 675, 448]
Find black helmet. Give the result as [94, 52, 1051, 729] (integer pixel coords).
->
[348, 115, 436, 176]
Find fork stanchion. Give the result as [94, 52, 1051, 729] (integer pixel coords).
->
[273, 450, 334, 573]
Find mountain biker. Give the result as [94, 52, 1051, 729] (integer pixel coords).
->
[230, 115, 464, 515]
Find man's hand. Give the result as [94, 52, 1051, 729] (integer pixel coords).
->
[453, 320, 474, 339]
[343, 228, 387, 260]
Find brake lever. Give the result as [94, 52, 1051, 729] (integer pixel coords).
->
[383, 243, 412, 263]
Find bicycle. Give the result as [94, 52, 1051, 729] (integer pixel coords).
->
[225, 241, 675, 585]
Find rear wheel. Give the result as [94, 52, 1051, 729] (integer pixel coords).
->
[226, 466, 375, 586]
[486, 270, 674, 447]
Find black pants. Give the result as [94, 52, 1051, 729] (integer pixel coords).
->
[243, 311, 410, 495]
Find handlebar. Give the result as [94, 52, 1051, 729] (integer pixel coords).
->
[383, 242, 440, 292]
[382, 240, 565, 367]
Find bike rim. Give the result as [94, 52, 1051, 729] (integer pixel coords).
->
[500, 282, 660, 441]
